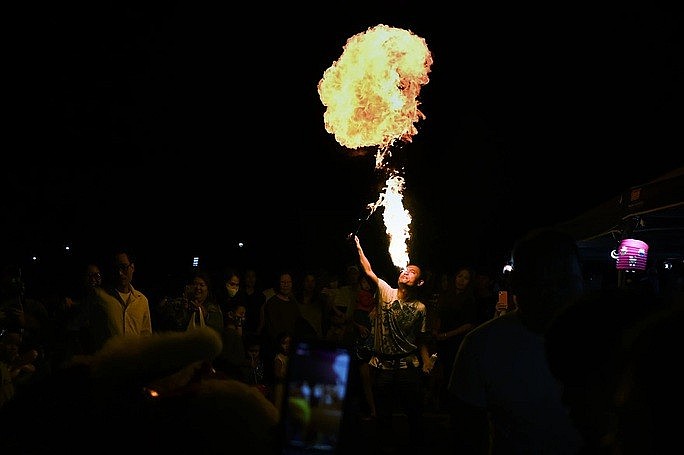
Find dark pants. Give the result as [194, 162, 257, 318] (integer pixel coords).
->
[372, 366, 425, 450]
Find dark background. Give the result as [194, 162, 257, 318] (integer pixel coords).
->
[3, 2, 682, 291]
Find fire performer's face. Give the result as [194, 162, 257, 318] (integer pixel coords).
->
[398, 265, 423, 288]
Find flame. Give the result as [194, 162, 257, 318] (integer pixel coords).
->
[367, 172, 411, 269]
[320, 24, 432, 270]
[318, 24, 433, 151]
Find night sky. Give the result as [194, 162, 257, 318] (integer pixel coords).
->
[3, 3, 682, 287]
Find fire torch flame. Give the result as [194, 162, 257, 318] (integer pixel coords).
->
[319, 24, 432, 269]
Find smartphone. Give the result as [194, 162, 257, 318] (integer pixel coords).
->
[497, 290, 508, 306]
[279, 338, 353, 454]
[496, 290, 509, 313]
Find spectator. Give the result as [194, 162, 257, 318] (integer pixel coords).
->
[155, 269, 223, 334]
[85, 249, 152, 352]
[215, 267, 242, 329]
[259, 270, 300, 358]
[325, 265, 361, 344]
[236, 268, 266, 337]
[271, 330, 292, 412]
[214, 300, 248, 381]
[53, 262, 103, 366]
[243, 333, 270, 399]
[447, 227, 584, 454]
[432, 265, 478, 410]
[2, 327, 280, 453]
[351, 274, 377, 419]
[295, 270, 326, 339]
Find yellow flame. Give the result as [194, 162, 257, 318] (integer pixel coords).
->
[320, 24, 432, 269]
[318, 24, 433, 151]
[367, 173, 411, 269]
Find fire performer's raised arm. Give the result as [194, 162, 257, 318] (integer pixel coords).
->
[354, 235, 378, 286]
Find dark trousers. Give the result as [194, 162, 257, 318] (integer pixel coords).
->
[372, 366, 424, 450]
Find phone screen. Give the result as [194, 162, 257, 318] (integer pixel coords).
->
[498, 290, 508, 305]
[280, 339, 352, 454]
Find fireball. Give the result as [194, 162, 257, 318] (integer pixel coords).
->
[319, 24, 432, 269]
[318, 24, 433, 152]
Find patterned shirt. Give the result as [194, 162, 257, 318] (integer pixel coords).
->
[369, 278, 427, 370]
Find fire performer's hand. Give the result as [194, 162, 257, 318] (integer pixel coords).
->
[354, 235, 379, 287]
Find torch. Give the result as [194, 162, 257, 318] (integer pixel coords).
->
[348, 205, 375, 241]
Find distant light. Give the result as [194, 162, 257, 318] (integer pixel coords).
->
[238, 242, 244, 248]
[143, 387, 160, 398]
[192, 257, 199, 267]
[65, 246, 70, 251]
[502, 264, 513, 274]
[32, 256, 38, 262]
[663, 262, 673, 270]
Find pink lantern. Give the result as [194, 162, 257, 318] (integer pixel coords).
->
[616, 238, 649, 271]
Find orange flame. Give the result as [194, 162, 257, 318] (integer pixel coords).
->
[318, 24, 433, 151]
[320, 24, 432, 269]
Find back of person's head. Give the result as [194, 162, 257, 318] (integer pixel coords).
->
[3, 327, 280, 453]
[612, 304, 683, 454]
[509, 227, 584, 333]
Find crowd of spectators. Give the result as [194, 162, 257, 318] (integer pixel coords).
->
[0, 232, 681, 453]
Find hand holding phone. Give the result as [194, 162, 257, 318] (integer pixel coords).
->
[495, 291, 509, 315]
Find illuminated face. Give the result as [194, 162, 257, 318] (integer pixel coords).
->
[225, 275, 240, 297]
[191, 277, 209, 302]
[86, 265, 102, 288]
[399, 265, 422, 286]
[113, 253, 133, 289]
